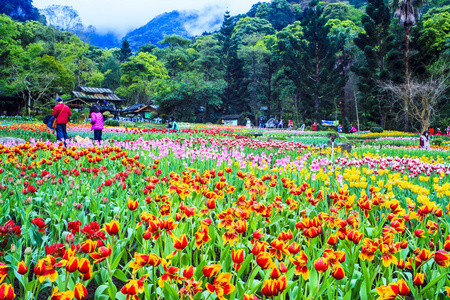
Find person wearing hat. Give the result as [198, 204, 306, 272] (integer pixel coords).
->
[52, 96, 72, 145]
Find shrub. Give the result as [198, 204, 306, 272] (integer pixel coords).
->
[370, 127, 384, 133]
[431, 138, 443, 146]
[105, 119, 120, 127]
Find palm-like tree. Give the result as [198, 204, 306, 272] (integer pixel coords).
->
[393, 0, 425, 132]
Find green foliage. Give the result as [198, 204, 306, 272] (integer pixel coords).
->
[104, 119, 120, 127]
[117, 52, 169, 103]
[370, 126, 384, 133]
[431, 137, 443, 146]
[120, 39, 132, 62]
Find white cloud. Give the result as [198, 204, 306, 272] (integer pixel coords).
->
[33, 0, 256, 37]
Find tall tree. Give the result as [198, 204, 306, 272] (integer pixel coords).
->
[300, 0, 337, 121]
[393, 0, 426, 131]
[353, 0, 402, 128]
[120, 39, 132, 62]
[274, 21, 305, 124]
[328, 20, 362, 128]
[218, 11, 236, 111]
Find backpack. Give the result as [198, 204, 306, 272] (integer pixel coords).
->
[43, 115, 52, 124]
[420, 136, 424, 147]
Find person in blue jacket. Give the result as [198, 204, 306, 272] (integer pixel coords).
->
[43, 115, 55, 131]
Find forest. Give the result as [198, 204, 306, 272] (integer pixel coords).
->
[1, 0, 450, 132]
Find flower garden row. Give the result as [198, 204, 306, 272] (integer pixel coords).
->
[0, 124, 449, 300]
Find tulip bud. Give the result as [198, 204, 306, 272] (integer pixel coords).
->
[10, 244, 16, 253]
[24, 247, 32, 255]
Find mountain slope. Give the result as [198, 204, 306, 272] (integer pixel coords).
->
[123, 10, 222, 51]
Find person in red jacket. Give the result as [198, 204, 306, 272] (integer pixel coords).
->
[52, 97, 72, 145]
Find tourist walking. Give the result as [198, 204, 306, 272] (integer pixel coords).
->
[278, 119, 283, 128]
[420, 131, 431, 150]
[312, 121, 318, 131]
[52, 97, 72, 145]
[90, 106, 104, 143]
[259, 116, 265, 128]
[446, 126, 450, 135]
[337, 124, 343, 133]
[288, 120, 294, 129]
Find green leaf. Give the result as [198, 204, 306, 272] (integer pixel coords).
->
[94, 285, 109, 300]
[419, 272, 447, 296]
[113, 269, 128, 282]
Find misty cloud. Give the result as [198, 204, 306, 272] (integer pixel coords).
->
[33, 0, 256, 37]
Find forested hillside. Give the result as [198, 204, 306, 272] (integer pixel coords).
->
[1, 0, 450, 131]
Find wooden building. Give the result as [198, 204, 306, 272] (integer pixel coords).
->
[66, 87, 126, 112]
[121, 103, 158, 119]
[0, 95, 25, 116]
[221, 114, 243, 126]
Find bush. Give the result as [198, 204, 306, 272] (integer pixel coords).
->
[102, 111, 114, 119]
[105, 119, 120, 127]
[370, 127, 384, 133]
[431, 138, 443, 146]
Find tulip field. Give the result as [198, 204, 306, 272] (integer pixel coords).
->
[1, 123, 450, 300]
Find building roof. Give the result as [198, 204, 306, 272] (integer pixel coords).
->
[0, 95, 23, 102]
[72, 91, 125, 102]
[79, 86, 114, 94]
[121, 103, 155, 114]
[72, 86, 126, 102]
[221, 114, 242, 119]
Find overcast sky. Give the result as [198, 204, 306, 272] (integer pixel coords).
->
[33, 0, 256, 36]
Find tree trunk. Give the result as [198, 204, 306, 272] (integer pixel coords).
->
[404, 26, 410, 132]
[267, 65, 272, 119]
[340, 72, 345, 128]
[315, 50, 320, 114]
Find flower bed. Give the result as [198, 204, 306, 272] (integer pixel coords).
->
[0, 125, 449, 300]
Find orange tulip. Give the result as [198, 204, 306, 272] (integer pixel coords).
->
[0, 264, 8, 284]
[127, 199, 139, 211]
[0, 283, 15, 300]
[256, 252, 275, 270]
[331, 265, 345, 280]
[243, 294, 259, 300]
[90, 243, 112, 264]
[314, 257, 329, 273]
[202, 264, 221, 278]
[270, 267, 280, 279]
[397, 279, 410, 296]
[414, 229, 426, 239]
[232, 249, 245, 270]
[78, 258, 91, 274]
[434, 250, 450, 268]
[65, 256, 79, 273]
[288, 251, 309, 280]
[444, 235, 450, 251]
[17, 261, 28, 275]
[183, 266, 195, 279]
[261, 275, 287, 298]
[173, 234, 188, 251]
[104, 220, 120, 236]
[74, 283, 88, 300]
[413, 273, 425, 285]
[130, 253, 161, 273]
[80, 239, 97, 254]
[50, 287, 74, 300]
[205, 273, 235, 300]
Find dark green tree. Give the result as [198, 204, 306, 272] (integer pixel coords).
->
[218, 11, 236, 111]
[120, 39, 132, 62]
[101, 56, 121, 90]
[353, 0, 403, 128]
[267, 0, 295, 30]
[300, 0, 337, 120]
